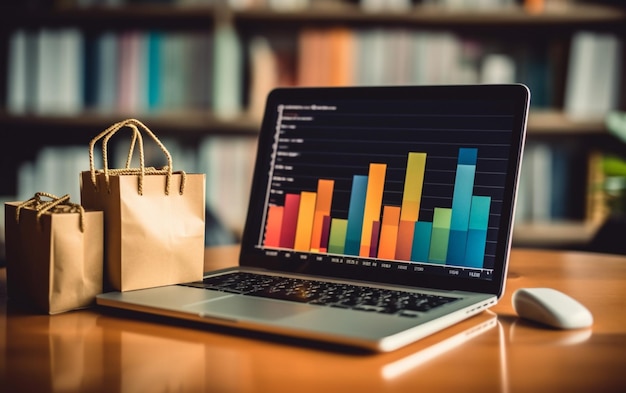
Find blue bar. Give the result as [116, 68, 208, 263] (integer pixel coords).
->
[344, 175, 368, 255]
[464, 196, 491, 268]
[458, 147, 477, 165]
[411, 221, 432, 262]
[447, 230, 468, 265]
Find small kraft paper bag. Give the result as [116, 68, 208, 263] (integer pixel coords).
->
[80, 118, 206, 292]
[4, 192, 104, 314]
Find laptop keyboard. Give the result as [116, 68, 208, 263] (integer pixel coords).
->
[182, 272, 460, 318]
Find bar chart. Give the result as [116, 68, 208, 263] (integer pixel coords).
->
[263, 147, 490, 268]
[256, 100, 515, 272]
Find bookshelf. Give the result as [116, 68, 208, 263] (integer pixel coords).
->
[0, 1, 625, 249]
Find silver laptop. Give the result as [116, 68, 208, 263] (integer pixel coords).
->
[97, 84, 530, 352]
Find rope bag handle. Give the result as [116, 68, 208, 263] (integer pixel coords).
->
[16, 192, 86, 232]
[87, 119, 185, 195]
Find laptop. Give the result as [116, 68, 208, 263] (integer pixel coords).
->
[97, 84, 530, 352]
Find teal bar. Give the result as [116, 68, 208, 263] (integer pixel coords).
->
[450, 164, 475, 230]
[428, 208, 451, 264]
[447, 164, 475, 265]
[464, 196, 491, 267]
[448, 148, 477, 265]
[469, 195, 490, 229]
[411, 221, 432, 262]
[345, 175, 368, 255]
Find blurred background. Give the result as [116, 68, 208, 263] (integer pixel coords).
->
[0, 0, 625, 263]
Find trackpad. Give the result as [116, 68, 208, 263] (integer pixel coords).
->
[184, 296, 315, 321]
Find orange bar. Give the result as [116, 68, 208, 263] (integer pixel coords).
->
[310, 179, 334, 252]
[294, 191, 317, 251]
[395, 220, 415, 260]
[359, 163, 387, 256]
[264, 205, 284, 247]
[401, 152, 426, 222]
[377, 206, 400, 259]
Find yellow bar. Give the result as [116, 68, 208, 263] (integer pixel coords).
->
[400, 152, 426, 222]
[294, 191, 317, 251]
[359, 163, 387, 257]
[377, 206, 400, 259]
[310, 179, 334, 251]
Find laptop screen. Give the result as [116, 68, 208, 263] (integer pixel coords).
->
[240, 85, 530, 296]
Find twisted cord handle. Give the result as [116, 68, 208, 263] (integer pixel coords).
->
[16, 192, 86, 232]
[87, 119, 184, 195]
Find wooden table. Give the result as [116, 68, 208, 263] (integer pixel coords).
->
[1, 246, 626, 393]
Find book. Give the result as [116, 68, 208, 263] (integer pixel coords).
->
[297, 28, 328, 86]
[247, 36, 279, 121]
[96, 31, 119, 113]
[212, 22, 244, 119]
[35, 29, 59, 114]
[564, 31, 622, 120]
[355, 28, 387, 85]
[17, 146, 88, 202]
[6, 30, 34, 114]
[386, 29, 413, 85]
[197, 136, 257, 235]
[188, 32, 214, 110]
[35, 29, 84, 114]
[57, 29, 84, 115]
[361, 0, 411, 12]
[147, 31, 163, 112]
[327, 27, 356, 86]
[480, 53, 515, 84]
[117, 30, 148, 114]
[83, 33, 100, 110]
[409, 31, 433, 85]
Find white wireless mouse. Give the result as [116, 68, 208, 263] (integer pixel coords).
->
[512, 287, 593, 329]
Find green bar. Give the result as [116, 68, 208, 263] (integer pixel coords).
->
[429, 208, 452, 264]
[328, 218, 348, 254]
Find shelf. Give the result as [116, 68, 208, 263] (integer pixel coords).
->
[235, 3, 626, 29]
[0, 6, 218, 31]
[0, 111, 260, 139]
[527, 111, 608, 135]
[2, 3, 624, 32]
[512, 220, 601, 248]
[0, 109, 610, 139]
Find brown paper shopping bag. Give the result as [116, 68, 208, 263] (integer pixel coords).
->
[80, 118, 205, 291]
[4, 192, 104, 314]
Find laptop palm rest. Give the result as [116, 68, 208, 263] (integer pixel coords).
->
[184, 295, 316, 321]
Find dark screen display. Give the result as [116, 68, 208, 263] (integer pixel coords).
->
[240, 85, 529, 296]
